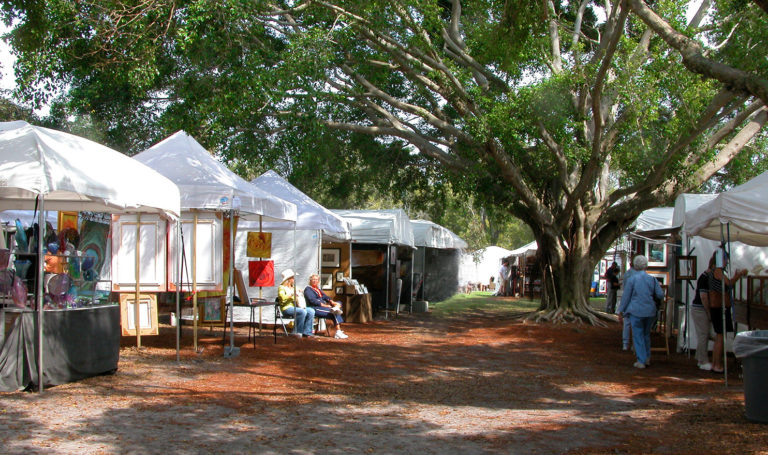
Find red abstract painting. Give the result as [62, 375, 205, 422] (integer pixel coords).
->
[248, 260, 274, 287]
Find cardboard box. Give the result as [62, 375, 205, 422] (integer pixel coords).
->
[344, 284, 357, 295]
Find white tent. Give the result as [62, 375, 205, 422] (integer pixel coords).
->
[630, 207, 676, 239]
[411, 220, 467, 250]
[134, 131, 297, 354]
[411, 220, 467, 302]
[332, 209, 415, 248]
[459, 246, 514, 288]
[0, 121, 180, 391]
[332, 209, 415, 315]
[233, 171, 351, 316]
[135, 132, 295, 221]
[685, 171, 768, 246]
[0, 121, 179, 216]
[509, 241, 538, 260]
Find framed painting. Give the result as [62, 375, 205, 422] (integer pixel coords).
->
[335, 286, 344, 295]
[246, 232, 272, 258]
[199, 296, 226, 324]
[321, 273, 333, 290]
[645, 243, 667, 267]
[58, 211, 79, 232]
[321, 248, 341, 268]
[119, 293, 158, 336]
[676, 255, 697, 280]
[647, 271, 668, 287]
[336, 271, 344, 282]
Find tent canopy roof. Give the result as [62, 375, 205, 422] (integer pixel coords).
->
[411, 219, 468, 249]
[332, 209, 414, 247]
[628, 207, 675, 239]
[509, 240, 538, 257]
[685, 171, 768, 246]
[0, 121, 180, 217]
[134, 131, 296, 222]
[249, 170, 349, 240]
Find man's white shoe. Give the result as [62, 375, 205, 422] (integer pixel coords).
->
[633, 361, 646, 369]
[334, 330, 348, 339]
[699, 362, 713, 371]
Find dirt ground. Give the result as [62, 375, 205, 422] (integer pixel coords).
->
[1, 296, 767, 454]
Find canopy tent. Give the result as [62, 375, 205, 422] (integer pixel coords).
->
[135, 132, 295, 221]
[0, 121, 179, 216]
[411, 220, 468, 250]
[232, 171, 351, 317]
[411, 220, 467, 302]
[629, 207, 676, 240]
[332, 209, 415, 248]
[459, 246, 514, 289]
[509, 241, 538, 261]
[685, 171, 768, 246]
[134, 131, 297, 356]
[0, 121, 180, 391]
[249, 170, 350, 241]
[332, 209, 415, 316]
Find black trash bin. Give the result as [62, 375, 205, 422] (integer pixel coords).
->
[734, 330, 768, 423]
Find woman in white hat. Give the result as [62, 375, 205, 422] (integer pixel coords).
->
[277, 269, 315, 337]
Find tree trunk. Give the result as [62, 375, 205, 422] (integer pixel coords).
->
[525, 229, 612, 325]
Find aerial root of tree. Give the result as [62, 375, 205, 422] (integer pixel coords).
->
[523, 305, 611, 327]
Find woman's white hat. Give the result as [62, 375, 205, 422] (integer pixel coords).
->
[281, 269, 295, 284]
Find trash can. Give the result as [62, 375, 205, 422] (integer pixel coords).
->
[734, 330, 768, 423]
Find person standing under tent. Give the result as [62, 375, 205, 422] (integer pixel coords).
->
[707, 250, 748, 374]
[620, 259, 637, 351]
[278, 269, 316, 338]
[618, 255, 665, 369]
[304, 274, 349, 339]
[604, 262, 620, 313]
[496, 259, 510, 296]
[691, 256, 715, 371]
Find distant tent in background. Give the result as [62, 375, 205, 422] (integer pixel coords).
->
[459, 246, 514, 291]
[411, 220, 468, 303]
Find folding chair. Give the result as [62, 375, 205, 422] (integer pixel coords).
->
[273, 298, 295, 344]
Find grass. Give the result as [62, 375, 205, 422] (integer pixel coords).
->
[430, 292, 540, 317]
[429, 293, 609, 317]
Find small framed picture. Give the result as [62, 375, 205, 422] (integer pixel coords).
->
[677, 255, 697, 280]
[336, 271, 344, 282]
[321, 273, 333, 290]
[321, 248, 341, 268]
[335, 286, 344, 295]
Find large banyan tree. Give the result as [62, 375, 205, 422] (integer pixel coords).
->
[3, 0, 768, 323]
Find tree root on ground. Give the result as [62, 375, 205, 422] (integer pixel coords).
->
[522, 306, 613, 327]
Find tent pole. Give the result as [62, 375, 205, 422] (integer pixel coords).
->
[224, 209, 238, 357]
[175, 218, 181, 362]
[719, 223, 728, 386]
[36, 197, 45, 391]
[192, 212, 198, 352]
[134, 212, 142, 349]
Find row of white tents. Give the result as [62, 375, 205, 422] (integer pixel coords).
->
[0, 122, 468, 363]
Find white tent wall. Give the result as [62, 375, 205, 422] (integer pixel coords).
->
[231, 228, 320, 324]
[459, 246, 514, 290]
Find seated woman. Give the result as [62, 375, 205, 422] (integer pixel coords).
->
[304, 274, 348, 339]
[277, 269, 315, 338]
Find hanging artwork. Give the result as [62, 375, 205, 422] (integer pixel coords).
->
[247, 231, 272, 258]
[58, 211, 79, 232]
[248, 260, 275, 287]
[79, 219, 110, 277]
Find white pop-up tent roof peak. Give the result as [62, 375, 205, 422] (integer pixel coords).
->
[332, 208, 415, 248]
[250, 170, 350, 240]
[0, 121, 180, 217]
[134, 131, 296, 222]
[411, 219, 467, 249]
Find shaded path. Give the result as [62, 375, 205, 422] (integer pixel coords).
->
[0, 299, 765, 454]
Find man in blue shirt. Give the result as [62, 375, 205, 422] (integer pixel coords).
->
[618, 255, 665, 369]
